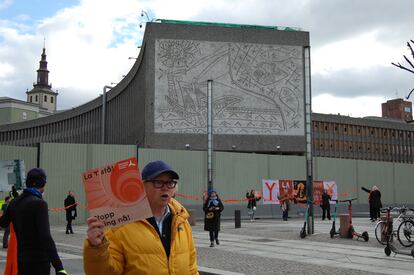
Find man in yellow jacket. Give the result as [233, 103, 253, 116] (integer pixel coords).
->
[83, 160, 199, 275]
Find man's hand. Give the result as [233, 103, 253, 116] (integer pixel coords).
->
[87, 217, 105, 246]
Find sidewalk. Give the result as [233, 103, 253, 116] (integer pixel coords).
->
[0, 217, 413, 274]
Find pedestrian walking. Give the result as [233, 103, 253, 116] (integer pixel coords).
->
[64, 191, 77, 234]
[1, 196, 11, 248]
[0, 168, 67, 275]
[203, 188, 224, 247]
[320, 189, 331, 220]
[246, 190, 260, 221]
[84, 160, 198, 274]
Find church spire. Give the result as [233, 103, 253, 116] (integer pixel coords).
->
[26, 43, 58, 113]
[34, 44, 51, 89]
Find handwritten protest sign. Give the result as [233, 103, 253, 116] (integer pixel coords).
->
[82, 157, 152, 228]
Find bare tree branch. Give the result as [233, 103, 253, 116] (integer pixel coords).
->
[408, 41, 414, 60]
[403, 55, 414, 69]
[406, 88, 414, 100]
[391, 62, 414, 74]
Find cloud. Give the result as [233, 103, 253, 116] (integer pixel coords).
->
[312, 94, 384, 118]
[313, 65, 413, 99]
[0, 0, 13, 10]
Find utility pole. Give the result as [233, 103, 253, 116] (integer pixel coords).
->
[207, 80, 213, 191]
[304, 46, 314, 235]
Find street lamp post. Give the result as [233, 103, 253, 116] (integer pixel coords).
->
[304, 46, 314, 235]
[101, 85, 113, 144]
[207, 80, 213, 191]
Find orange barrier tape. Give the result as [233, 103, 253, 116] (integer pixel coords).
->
[175, 193, 202, 200]
[48, 202, 79, 212]
[222, 198, 250, 203]
[47, 188, 359, 210]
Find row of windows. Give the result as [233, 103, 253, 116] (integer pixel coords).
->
[29, 95, 54, 104]
[313, 122, 411, 138]
[0, 110, 101, 145]
[313, 120, 414, 163]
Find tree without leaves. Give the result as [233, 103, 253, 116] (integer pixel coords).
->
[391, 40, 414, 99]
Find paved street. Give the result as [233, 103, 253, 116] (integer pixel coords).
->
[1, 217, 413, 274]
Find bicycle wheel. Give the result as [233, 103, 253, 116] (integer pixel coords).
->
[398, 220, 414, 247]
[375, 221, 387, 245]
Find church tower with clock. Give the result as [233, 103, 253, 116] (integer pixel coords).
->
[26, 45, 58, 113]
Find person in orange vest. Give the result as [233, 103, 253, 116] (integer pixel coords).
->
[1, 196, 11, 248]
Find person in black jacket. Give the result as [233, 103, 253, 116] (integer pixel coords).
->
[0, 168, 67, 275]
[64, 191, 77, 234]
[246, 190, 261, 221]
[361, 186, 374, 221]
[320, 189, 331, 220]
[203, 189, 224, 247]
[370, 186, 382, 221]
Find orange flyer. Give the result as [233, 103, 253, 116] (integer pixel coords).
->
[82, 157, 152, 227]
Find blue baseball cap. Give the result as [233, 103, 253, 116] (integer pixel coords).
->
[208, 188, 217, 194]
[141, 160, 179, 181]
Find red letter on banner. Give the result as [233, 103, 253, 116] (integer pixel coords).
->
[265, 182, 276, 202]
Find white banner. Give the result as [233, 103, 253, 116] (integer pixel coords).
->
[262, 179, 280, 204]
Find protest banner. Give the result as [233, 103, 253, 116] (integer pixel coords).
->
[293, 180, 307, 203]
[262, 179, 279, 204]
[82, 157, 152, 228]
[313, 180, 324, 204]
[324, 181, 338, 203]
[278, 179, 293, 200]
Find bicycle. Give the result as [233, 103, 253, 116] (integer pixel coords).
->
[397, 207, 414, 247]
[375, 206, 414, 247]
[380, 206, 414, 257]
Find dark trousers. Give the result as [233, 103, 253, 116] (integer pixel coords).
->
[372, 207, 380, 220]
[282, 210, 288, 221]
[322, 206, 331, 220]
[2, 226, 9, 248]
[209, 230, 219, 241]
[18, 261, 50, 275]
[66, 219, 73, 233]
[369, 204, 374, 220]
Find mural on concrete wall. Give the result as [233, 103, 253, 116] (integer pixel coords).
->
[154, 39, 304, 135]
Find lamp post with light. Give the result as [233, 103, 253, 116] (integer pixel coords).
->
[101, 85, 113, 144]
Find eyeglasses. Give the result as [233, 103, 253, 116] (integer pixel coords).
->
[146, 179, 178, 189]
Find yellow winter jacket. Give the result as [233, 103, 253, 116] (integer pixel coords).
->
[83, 199, 198, 275]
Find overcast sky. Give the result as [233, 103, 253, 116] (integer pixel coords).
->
[0, 0, 413, 117]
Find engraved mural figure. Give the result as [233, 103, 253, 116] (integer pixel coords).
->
[154, 39, 304, 135]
